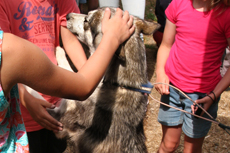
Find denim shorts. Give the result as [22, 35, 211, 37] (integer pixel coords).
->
[158, 86, 219, 138]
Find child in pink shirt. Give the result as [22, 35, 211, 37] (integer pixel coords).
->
[155, 0, 230, 152]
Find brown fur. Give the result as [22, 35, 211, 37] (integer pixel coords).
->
[47, 7, 160, 153]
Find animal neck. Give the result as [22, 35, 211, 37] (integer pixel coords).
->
[103, 38, 148, 89]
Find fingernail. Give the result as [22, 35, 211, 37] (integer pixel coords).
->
[59, 127, 63, 131]
[50, 104, 56, 109]
[58, 123, 63, 127]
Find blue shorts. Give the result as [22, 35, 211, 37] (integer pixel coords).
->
[158, 86, 219, 138]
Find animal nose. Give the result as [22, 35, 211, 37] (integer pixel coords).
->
[66, 14, 70, 20]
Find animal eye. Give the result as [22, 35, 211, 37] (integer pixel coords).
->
[84, 22, 89, 30]
[84, 17, 88, 23]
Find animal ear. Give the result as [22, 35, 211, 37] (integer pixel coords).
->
[135, 19, 161, 35]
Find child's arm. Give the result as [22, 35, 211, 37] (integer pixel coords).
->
[1, 8, 134, 132]
[212, 38, 230, 98]
[60, 26, 87, 70]
[1, 8, 134, 102]
[192, 38, 230, 115]
[155, 19, 176, 95]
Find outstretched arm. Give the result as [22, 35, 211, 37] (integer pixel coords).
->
[1, 8, 134, 101]
[1, 8, 134, 132]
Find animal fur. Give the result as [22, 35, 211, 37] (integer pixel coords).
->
[30, 7, 160, 153]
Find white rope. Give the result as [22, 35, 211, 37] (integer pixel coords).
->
[148, 84, 230, 135]
[148, 94, 219, 125]
[152, 82, 214, 119]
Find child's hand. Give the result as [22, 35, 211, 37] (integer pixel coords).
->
[102, 8, 135, 45]
[155, 72, 170, 95]
[191, 96, 214, 116]
[26, 98, 63, 132]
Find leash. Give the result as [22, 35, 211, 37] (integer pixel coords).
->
[103, 79, 230, 135]
[149, 82, 230, 135]
[102, 80, 153, 94]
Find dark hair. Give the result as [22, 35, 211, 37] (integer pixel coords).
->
[208, 0, 230, 15]
[210, 0, 230, 8]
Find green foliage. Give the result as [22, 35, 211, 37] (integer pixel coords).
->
[145, 0, 157, 21]
[145, 44, 158, 50]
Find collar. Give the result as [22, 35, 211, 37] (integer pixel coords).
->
[103, 81, 153, 94]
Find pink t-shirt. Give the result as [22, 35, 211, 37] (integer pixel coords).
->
[165, 0, 230, 93]
[0, 0, 80, 132]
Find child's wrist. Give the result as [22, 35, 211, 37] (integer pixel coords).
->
[206, 91, 217, 103]
[156, 69, 166, 76]
[103, 32, 120, 48]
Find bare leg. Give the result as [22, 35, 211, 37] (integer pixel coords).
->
[158, 124, 182, 153]
[183, 135, 204, 153]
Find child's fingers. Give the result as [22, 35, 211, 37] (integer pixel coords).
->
[122, 10, 130, 22]
[102, 8, 111, 23]
[115, 8, 123, 18]
[191, 104, 198, 114]
[127, 15, 134, 28]
[40, 119, 62, 132]
[155, 84, 164, 95]
[155, 84, 162, 95]
[129, 24, 135, 35]
[41, 112, 63, 131]
[38, 100, 63, 129]
[162, 84, 169, 94]
[191, 105, 195, 114]
[40, 99, 56, 108]
[32, 107, 63, 131]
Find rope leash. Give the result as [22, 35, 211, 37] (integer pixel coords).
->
[149, 82, 230, 135]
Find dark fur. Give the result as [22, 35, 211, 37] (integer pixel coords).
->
[48, 7, 160, 153]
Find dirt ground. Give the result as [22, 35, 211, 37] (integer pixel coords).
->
[143, 35, 230, 153]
